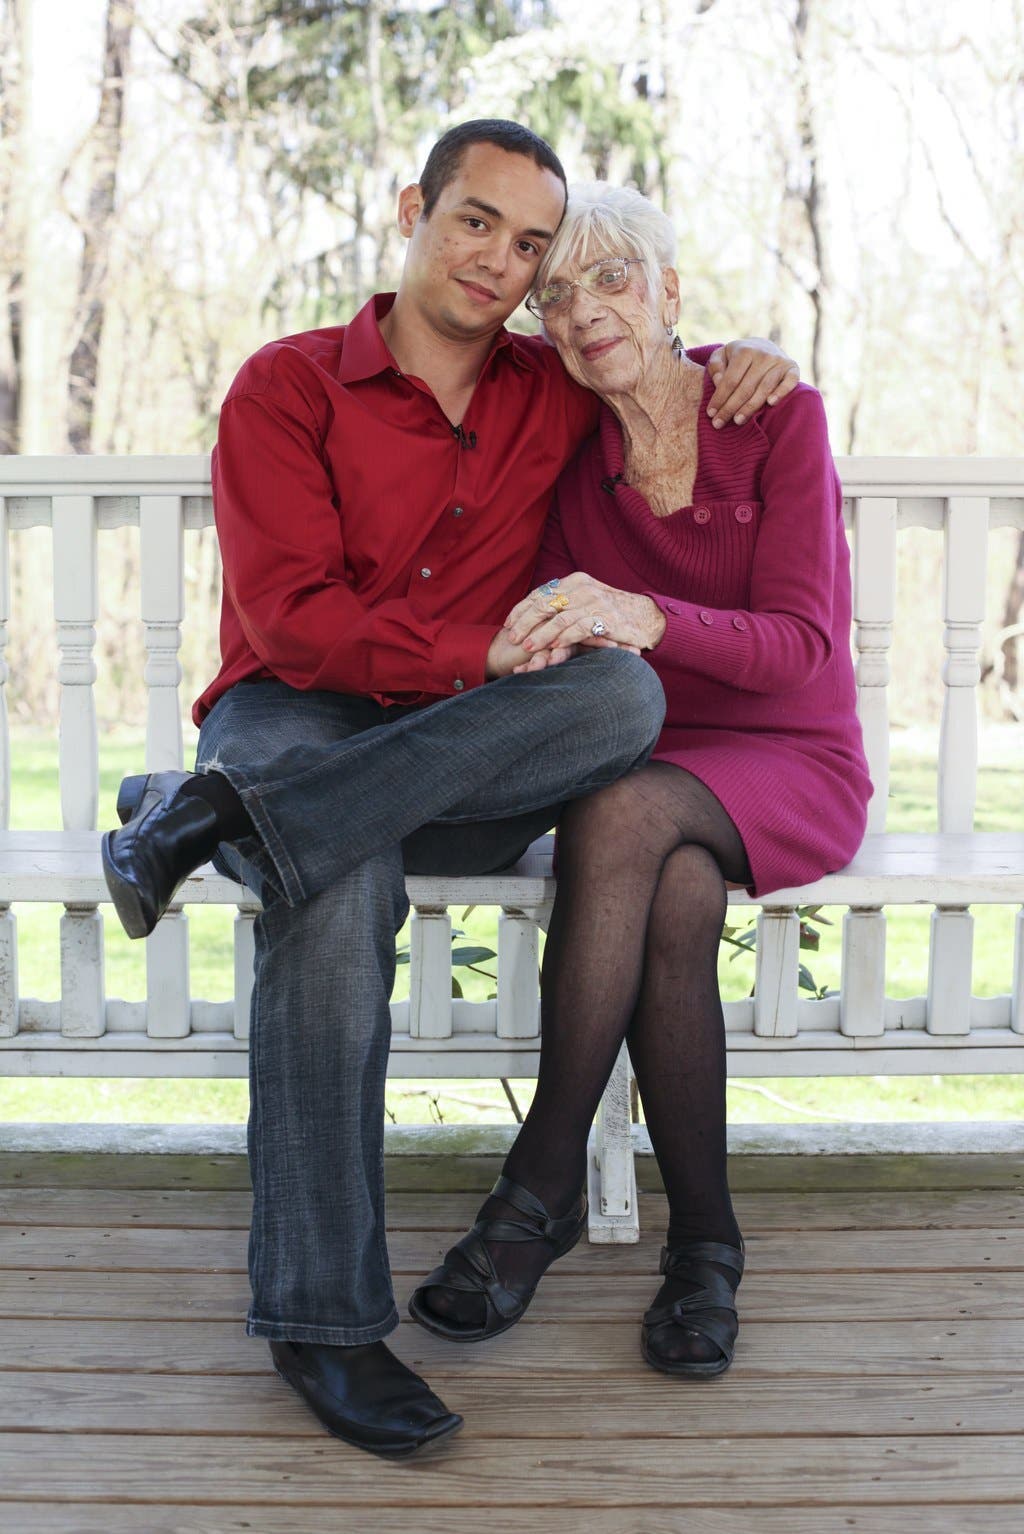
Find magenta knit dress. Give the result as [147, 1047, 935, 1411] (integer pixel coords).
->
[534, 367, 873, 897]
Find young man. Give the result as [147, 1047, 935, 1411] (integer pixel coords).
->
[103, 120, 797, 1459]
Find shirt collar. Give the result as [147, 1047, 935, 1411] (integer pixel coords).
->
[338, 292, 540, 384]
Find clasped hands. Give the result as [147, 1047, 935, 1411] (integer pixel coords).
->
[489, 574, 665, 677]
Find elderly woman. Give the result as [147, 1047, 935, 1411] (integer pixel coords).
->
[409, 184, 872, 1378]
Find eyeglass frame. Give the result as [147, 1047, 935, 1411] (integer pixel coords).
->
[525, 256, 646, 318]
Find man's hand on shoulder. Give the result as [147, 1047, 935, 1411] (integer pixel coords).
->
[705, 339, 799, 429]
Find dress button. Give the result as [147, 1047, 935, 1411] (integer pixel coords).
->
[699, 609, 714, 625]
[420, 568, 431, 579]
[694, 506, 711, 525]
[665, 602, 681, 615]
[453, 506, 464, 517]
[732, 615, 749, 631]
[453, 679, 464, 691]
[735, 504, 753, 523]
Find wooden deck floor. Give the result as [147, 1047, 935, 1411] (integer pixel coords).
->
[0, 1142, 1022, 1533]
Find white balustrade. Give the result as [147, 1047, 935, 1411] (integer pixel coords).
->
[0, 457, 1023, 1086]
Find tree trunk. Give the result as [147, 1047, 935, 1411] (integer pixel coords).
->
[66, 0, 134, 454]
[0, 0, 28, 453]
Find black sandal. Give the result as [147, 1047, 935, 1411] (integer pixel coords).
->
[641, 1239, 744, 1378]
[408, 1174, 587, 1342]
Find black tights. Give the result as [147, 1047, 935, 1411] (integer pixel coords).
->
[423, 762, 750, 1355]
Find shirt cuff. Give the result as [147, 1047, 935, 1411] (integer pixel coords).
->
[432, 622, 495, 694]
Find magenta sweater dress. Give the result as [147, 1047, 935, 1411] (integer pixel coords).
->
[534, 368, 873, 897]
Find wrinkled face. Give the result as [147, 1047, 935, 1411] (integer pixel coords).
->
[539, 244, 680, 397]
[396, 143, 566, 341]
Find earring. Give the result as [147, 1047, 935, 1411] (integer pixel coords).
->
[672, 334, 684, 358]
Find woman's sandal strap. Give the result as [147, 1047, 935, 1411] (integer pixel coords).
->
[659, 1239, 745, 1280]
[644, 1240, 744, 1366]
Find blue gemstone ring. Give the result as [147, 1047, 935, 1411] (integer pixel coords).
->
[537, 578, 560, 597]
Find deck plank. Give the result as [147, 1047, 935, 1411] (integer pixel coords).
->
[0, 1370, 1020, 1438]
[1, 1316, 1021, 1375]
[2, 1267, 1021, 1323]
[2, 1507, 1021, 1534]
[3, 1186, 1021, 1230]
[4, 1223, 1022, 1273]
[0, 1432, 1022, 1506]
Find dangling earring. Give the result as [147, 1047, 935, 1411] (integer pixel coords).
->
[665, 321, 683, 357]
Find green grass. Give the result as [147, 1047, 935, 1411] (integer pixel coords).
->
[2, 725, 1022, 1127]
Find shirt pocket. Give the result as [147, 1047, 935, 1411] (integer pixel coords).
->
[676, 500, 763, 608]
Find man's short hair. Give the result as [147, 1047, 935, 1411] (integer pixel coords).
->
[418, 120, 567, 217]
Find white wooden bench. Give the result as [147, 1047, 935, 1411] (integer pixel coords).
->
[1, 456, 1023, 1242]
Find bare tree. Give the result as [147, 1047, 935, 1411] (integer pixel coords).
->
[65, 0, 135, 453]
[0, 0, 28, 452]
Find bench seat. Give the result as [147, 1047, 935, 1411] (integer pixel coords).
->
[3, 829, 1024, 907]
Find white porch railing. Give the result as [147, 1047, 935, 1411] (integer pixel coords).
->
[1, 454, 1023, 1084]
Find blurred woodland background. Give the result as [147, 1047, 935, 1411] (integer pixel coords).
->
[1, 0, 1023, 736]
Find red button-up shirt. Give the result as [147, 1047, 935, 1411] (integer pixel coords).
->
[193, 293, 599, 722]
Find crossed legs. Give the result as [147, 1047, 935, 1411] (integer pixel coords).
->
[414, 761, 750, 1369]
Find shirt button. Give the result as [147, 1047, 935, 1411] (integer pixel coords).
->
[735, 504, 753, 523]
[453, 506, 464, 518]
[420, 568, 431, 579]
[732, 615, 749, 631]
[453, 679, 464, 691]
[694, 506, 711, 525]
[699, 609, 714, 625]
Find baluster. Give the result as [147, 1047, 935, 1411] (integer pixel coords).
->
[408, 905, 453, 1039]
[140, 494, 185, 771]
[929, 497, 988, 1037]
[0, 903, 17, 1038]
[496, 908, 540, 1038]
[1013, 908, 1023, 1035]
[0, 496, 10, 828]
[60, 902, 106, 1037]
[0, 500, 15, 1038]
[140, 495, 190, 1036]
[840, 906, 886, 1037]
[52, 496, 105, 1038]
[233, 904, 258, 1040]
[146, 913, 190, 1038]
[753, 908, 800, 1037]
[852, 497, 897, 831]
[938, 497, 987, 831]
[52, 495, 99, 830]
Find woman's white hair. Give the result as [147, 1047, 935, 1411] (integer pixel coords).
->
[536, 181, 677, 292]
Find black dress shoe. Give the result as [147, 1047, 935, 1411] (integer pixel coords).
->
[102, 771, 221, 939]
[269, 1339, 463, 1459]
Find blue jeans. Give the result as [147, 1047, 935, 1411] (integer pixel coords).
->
[197, 649, 665, 1343]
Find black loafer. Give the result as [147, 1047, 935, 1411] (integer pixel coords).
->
[102, 771, 221, 939]
[269, 1339, 463, 1459]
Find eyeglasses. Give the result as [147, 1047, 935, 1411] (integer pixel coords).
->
[525, 258, 644, 318]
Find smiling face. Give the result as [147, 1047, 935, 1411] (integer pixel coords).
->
[395, 143, 567, 342]
[540, 243, 681, 400]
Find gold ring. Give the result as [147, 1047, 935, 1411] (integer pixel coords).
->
[547, 593, 570, 612]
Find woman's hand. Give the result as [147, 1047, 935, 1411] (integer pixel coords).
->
[506, 573, 666, 655]
[706, 339, 799, 429]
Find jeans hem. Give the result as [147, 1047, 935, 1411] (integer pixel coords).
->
[246, 1306, 400, 1345]
[209, 763, 306, 906]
